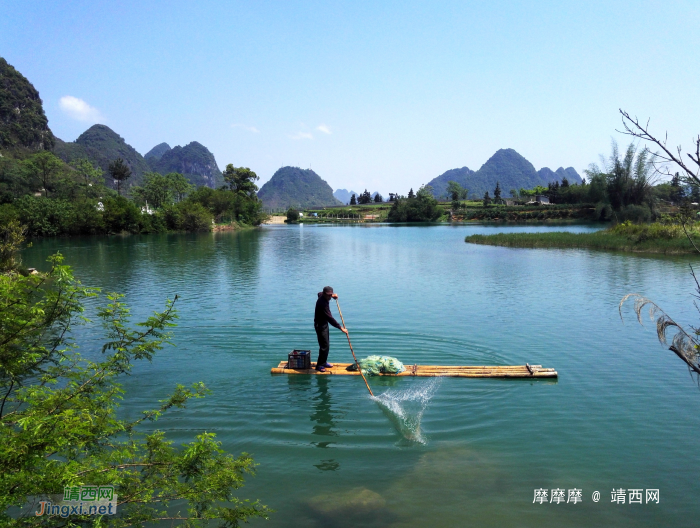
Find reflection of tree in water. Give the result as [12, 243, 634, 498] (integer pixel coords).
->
[310, 376, 341, 471]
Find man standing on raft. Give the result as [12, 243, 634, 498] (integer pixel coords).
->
[314, 286, 348, 372]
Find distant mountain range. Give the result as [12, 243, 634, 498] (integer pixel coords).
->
[0, 57, 583, 204]
[145, 141, 222, 188]
[333, 189, 382, 204]
[54, 125, 151, 187]
[52, 124, 222, 190]
[426, 149, 582, 199]
[333, 189, 358, 204]
[258, 167, 343, 209]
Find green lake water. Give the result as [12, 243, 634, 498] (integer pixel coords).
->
[22, 224, 700, 527]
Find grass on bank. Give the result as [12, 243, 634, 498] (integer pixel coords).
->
[465, 221, 700, 254]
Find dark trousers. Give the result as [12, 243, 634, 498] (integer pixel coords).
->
[315, 322, 330, 366]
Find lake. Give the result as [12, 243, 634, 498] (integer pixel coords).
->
[23, 223, 700, 527]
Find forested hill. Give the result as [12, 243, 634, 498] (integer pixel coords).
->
[0, 57, 55, 152]
[146, 141, 223, 188]
[537, 166, 582, 185]
[54, 128, 224, 190]
[426, 167, 475, 199]
[427, 149, 582, 198]
[53, 125, 151, 188]
[258, 166, 343, 209]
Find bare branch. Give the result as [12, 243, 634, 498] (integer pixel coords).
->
[617, 109, 700, 186]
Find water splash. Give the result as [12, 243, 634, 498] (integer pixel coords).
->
[371, 378, 441, 444]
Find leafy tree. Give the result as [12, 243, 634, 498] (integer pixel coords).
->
[286, 207, 300, 222]
[519, 185, 548, 198]
[407, 188, 415, 199]
[670, 173, 685, 204]
[166, 172, 194, 202]
[0, 248, 269, 526]
[102, 196, 143, 233]
[72, 158, 103, 198]
[446, 181, 467, 201]
[108, 157, 132, 196]
[0, 219, 26, 272]
[13, 196, 76, 237]
[350, 194, 357, 205]
[223, 165, 259, 197]
[185, 187, 265, 226]
[561, 177, 570, 188]
[387, 185, 441, 222]
[374, 193, 383, 203]
[176, 202, 214, 231]
[26, 152, 63, 198]
[133, 172, 174, 210]
[186, 187, 236, 220]
[0, 157, 33, 202]
[483, 191, 492, 207]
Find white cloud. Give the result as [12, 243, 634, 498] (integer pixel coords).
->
[316, 124, 332, 134]
[289, 131, 313, 140]
[232, 123, 260, 133]
[59, 96, 103, 122]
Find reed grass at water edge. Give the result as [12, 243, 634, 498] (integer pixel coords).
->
[465, 222, 700, 254]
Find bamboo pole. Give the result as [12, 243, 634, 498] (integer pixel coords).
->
[335, 299, 374, 396]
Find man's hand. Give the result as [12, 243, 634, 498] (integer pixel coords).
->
[332, 293, 338, 299]
[341, 327, 348, 334]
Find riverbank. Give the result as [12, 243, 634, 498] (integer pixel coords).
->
[465, 222, 700, 254]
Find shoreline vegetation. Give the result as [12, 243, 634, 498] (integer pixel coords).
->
[465, 221, 700, 254]
[288, 202, 602, 224]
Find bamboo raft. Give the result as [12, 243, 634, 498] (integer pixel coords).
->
[271, 362, 558, 378]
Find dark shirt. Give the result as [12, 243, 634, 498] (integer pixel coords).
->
[314, 292, 341, 329]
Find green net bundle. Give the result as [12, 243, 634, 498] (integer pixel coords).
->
[351, 355, 406, 376]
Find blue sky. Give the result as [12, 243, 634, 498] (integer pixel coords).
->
[2, 0, 698, 195]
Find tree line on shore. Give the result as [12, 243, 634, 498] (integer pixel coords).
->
[0, 149, 267, 237]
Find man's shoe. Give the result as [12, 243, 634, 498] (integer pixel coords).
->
[315, 366, 326, 372]
[323, 363, 333, 368]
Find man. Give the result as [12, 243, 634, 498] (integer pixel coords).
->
[314, 286, 348, 372]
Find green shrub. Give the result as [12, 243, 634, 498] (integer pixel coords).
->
[71, 201, 105, 235]
[619, 204, 651, 224]
[103, 196, 142, 233]
[286, 208, 300, 222]
[14, 196, 75, 237]
[387, 192, 442, 222]
[178, 202, 213, 231]
[143, 211, 168, 233]
[595, 202, 613, 221]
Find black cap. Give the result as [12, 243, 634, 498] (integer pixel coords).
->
[323, 286, 334, 294]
